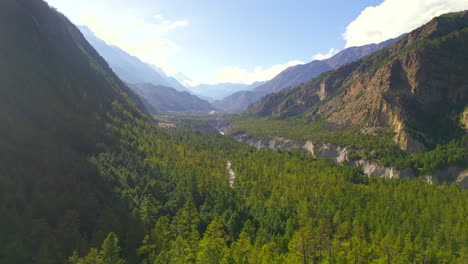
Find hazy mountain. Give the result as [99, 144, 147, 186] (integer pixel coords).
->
[149, 65, 189, 92]
[253, 37, 400, 95]
[220, 38, 400, 112]
[254, 61, 333, 93]
[188, 83, 251, 100]
[129, 83, 214, 113]
[78, 25, 191, 93]
[172, 72, 192, 85]
[249, 11, 468, 153]
[212, 90, 268, 113]
[210, 81, 267, 112]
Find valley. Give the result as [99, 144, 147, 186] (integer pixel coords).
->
[0, 0, 466, 263]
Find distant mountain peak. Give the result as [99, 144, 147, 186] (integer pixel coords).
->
[78, 26, 190, 93]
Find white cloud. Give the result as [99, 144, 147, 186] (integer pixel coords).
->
[77, 13, 188, 69]
[153, 14, 164, 20]
[210, 60, 304, 85]
[343, 0, 468, 47]
[312, 48, 339, 60]
[133, 18, 189, 35]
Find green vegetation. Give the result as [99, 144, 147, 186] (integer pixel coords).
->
[1, 1, 467, 264]
[66, 116, 468, 263]
[228, 115, 467, 175]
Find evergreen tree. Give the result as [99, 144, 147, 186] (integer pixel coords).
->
[101, 233, 125, 264]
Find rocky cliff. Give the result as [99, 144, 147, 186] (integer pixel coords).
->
[230, 131, 467, 187]
[249, 11, 468, 153]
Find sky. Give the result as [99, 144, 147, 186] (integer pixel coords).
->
[44, 0, 468, 85]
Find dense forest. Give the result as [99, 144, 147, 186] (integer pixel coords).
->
[68, 118, 468, 263]
[228, 116, 468, 175]
[0, 1, 466, 264]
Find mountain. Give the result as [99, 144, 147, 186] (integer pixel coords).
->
[149, 64, 189, 92]
[188, 83, 251, 100]
[78, 25, 191, 93]
[208, 81, 267, 112]
[2, 1, 467, 263]
[219, 37, 400, 112]
[129, 83, 214, 113]
[322, 36, 401, 68]
[212, 90, 267, 112]
[254, 61, 333, 93]
[249, 11, 468, 153]
[254, 37, 401, 95]
[0, 0, 152, 261]
[212, 81, 267, 112]
[172, 72, 192, 85]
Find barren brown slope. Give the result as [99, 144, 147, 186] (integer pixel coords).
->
[249, 11, 468, 153]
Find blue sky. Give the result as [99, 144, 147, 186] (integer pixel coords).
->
[44, 0, 467, 85]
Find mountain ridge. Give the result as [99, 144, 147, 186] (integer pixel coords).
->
[249, 11, 468, 153]
[220, 36, 400, 112]
[129, 83, 214, 113]
[79, 25, 191, 93]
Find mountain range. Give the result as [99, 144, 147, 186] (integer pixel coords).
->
[129, 83, 214, 113]
[1, 1, 467, 263]
[187, 81, 265, 101]
[249, 11, 468, 153]
[78, 25, 189, 93]
[78, 25, 216, 112]
[216, 36, 401, 112]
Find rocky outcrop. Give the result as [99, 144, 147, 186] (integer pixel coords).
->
[462, 107, 468, 131]
[231, 132, 415, 179]
[227, 160, 236, 187]
[249, 12, 468, 153]
[231, 132, 314, 154]
[423, 166, 468, 188]
[353, 160, 414, 179]
[231, 132, 466, 187]
[456, 170, 468, 189]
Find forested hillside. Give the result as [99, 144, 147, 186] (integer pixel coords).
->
[0, 1, 466, 264]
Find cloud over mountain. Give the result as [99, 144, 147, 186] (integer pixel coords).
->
[343, 0, 468, 47]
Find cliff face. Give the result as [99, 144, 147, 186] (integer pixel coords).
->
[249, 11, 468, 153]
[231, 132, 467, 187]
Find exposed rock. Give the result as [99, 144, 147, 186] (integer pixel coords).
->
[249, 12, 468, 153]
[231, 132, 313, 154]
[231, 132, 466, 187]
[462, 107, 468, 131]
[227, 160, 235, 187]
[422, 166, 468, 187]
[315, 143, 350, 163]
[351, 160, 414, 179]
[456, 170, 468, 189]
[158, 123, 176, 128]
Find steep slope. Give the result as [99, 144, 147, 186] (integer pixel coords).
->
[0, 0, 155, 261]
[150, 64, 189, 92]
[322, 36, 401, 68]
[250, 11, 468, 153]
[212, 81, 268, 112]
[129, 83, 214, 113]
[172, 72, 192, 85]
[254, 61, 333, 93]
[220, 37, 398, 112]
[253, 37, 400, 95]
[212, 90, 268, 113]
[79, 25, 191, 93]
[188, 82, 250, 100]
